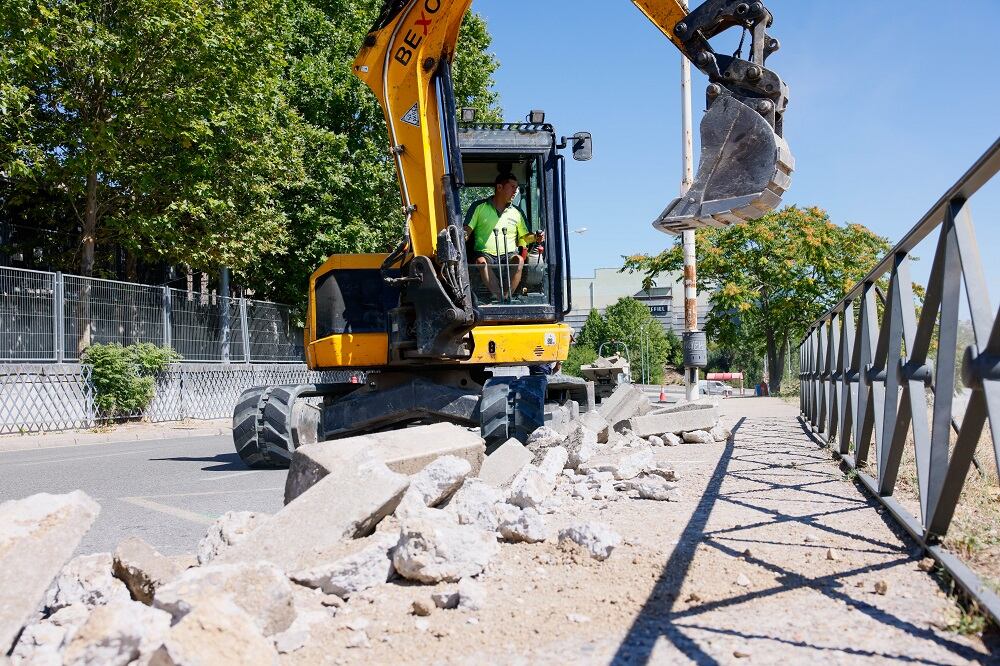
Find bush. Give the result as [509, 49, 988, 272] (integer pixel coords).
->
[82, 343, 180, 418]
[562, 343, 598, 378]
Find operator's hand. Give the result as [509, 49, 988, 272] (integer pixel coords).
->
[534, 230, 545, 243]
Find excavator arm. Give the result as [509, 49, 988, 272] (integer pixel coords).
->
[354, 0, 793, 253]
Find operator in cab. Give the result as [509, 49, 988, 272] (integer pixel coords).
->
[463, 173, 544, 300]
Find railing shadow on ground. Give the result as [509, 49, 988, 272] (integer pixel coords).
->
[609, 416, 994, 665]
[798, 138, 1000, 627]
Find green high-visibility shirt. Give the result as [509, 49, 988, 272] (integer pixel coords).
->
[464, 198, 534, 256]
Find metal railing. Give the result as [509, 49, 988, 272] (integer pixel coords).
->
[798, 138, 1000, 623]
[0, 268, 304, 363]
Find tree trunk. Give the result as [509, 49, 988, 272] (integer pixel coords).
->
[78, 170, 98, 355]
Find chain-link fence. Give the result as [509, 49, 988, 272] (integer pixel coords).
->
[0, 266, 304, 363]
[0, 364, 94, 434]
[0, 362, 355, 433]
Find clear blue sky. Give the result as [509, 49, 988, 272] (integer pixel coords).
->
[473, 0, 1000, 302]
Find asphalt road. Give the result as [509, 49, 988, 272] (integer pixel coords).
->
[0, 435, 285, 556]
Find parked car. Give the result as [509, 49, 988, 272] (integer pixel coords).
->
[699, 380, 733, 397]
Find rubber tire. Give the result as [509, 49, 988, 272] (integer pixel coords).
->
[232, 386, 274, 469]
[510, 376, 546, 443]
[257, 385, 300, 467]
[480, 377, 514, 452]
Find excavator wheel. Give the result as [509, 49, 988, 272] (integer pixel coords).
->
[480, 377, 514, 453]
[510, 376, 546, 443]
[480, 376, 547, 452]
[232, 386, 279, 469]
[233, 384, 321, 469]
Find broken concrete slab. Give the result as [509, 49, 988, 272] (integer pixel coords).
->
[564, 424, 598, 470]
[623, 404, 719, 437]
[478, 438, 532, 488]
[578, 446, 655, 481]
[154, 560, 296, 637]
[290, 532, 397, 599]
[395, 455, 471, 519]
[558, 522, 621, 561]
[61, 600, 170, 666]
[683, 430, 715, 444]
[196, 511, 269, 565]
[10, 604, 90, 665]
[597, 383, 652, 427]
[507, 465, 556, 510]
[497, 506, 547, 544]
[45, 553, 130, 612]
[284, 423, 484, 504]
[578, 410, 610, 443]
[0, 491, 100, 655]
[392, 516, 499, 583]
[219, 457, 408, 572]
[446, 479, 504, 532]
[629, 475, 681, 501]
[147, 596, 278, 665]
[113, 537, 181, 605]
[711, 425, 732, 442]
[538, 446, 569, 483]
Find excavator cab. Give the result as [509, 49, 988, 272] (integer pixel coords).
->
[457, 120, 575, 319]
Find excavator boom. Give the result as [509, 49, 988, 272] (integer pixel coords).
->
[355, 0, 793, 246]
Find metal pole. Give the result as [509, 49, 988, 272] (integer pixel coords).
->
[239, 295, 251, 365]
[220, 267, 231, 363]
[161, 286, 172, 350]
[680, 1, 699, 402]
[54, 272, 64, 363]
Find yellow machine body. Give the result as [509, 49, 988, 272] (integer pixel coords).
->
[306, 0, 692, 374]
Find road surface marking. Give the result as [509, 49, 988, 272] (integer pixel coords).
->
[8, 447, 163, 467]
[137, 487, 284, 499]
[120, 496, 216, 525]
[198, 470, 259, 482]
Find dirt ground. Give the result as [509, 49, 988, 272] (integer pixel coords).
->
[283, 398, 998, 664]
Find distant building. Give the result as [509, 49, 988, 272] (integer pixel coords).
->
[565, 267, 711, 336]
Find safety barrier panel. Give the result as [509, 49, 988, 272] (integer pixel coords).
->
[799, 138, 1000, 623]
[0, 363, 356, 434]
[0, 269, 304, 363]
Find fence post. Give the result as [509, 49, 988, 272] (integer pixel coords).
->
[53, 272, 64, 362]
[239, 297, 251, 364]
[220, 268, 231, 363]
[162, 286, 172, 350]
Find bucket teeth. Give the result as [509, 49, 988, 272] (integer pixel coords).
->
[655, 95, 794, 234]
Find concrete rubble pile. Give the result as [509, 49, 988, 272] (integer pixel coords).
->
[3, 383, 730, 664]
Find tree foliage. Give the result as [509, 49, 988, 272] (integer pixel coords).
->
[575, 298, 680, 385]
[1, 0, 303, 277]
[624, 206, 890, 392]
[1, 0, 503, 304]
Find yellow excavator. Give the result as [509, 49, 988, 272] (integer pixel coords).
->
[234, 0, 793, 467]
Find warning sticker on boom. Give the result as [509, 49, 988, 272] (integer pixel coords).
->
[400, 103, 420, 127]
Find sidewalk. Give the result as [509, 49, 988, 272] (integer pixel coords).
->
[0, 419, 230, 453]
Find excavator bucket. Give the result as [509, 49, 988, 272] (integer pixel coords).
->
[654, 94, 794, 234]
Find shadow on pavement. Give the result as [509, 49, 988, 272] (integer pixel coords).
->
[610, 417, 990, 665]
[149, 452, 248, 472]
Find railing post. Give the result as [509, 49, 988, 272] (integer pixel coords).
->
[162, 286, 172, 350]
[239, 297, 251, 365]
[220, 268, 231, 364]
[53, 271, 64, 363]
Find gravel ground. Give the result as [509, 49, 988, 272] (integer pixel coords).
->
[287, 398, 997, 664]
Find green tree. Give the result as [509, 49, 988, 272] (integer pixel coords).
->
[562, 342, 597, 378]
[222, 3, 504, 304]
[0, 0, 303, 280]
[625, 206, 890, 393]
[576, 298, 673, 384]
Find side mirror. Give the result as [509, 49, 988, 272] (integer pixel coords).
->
[570, 132, 592, 161]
